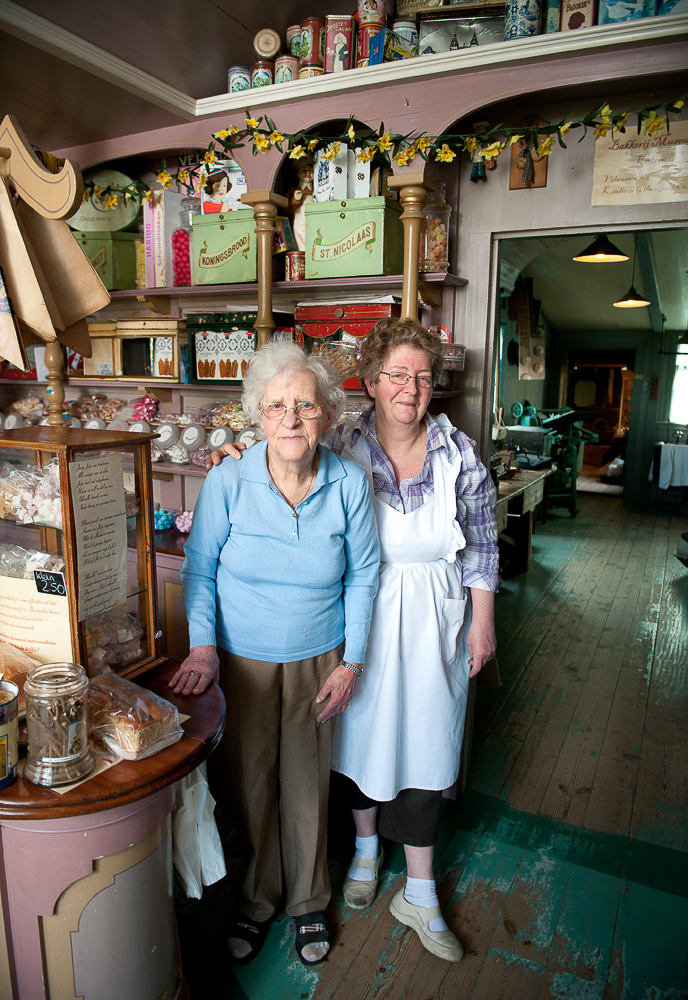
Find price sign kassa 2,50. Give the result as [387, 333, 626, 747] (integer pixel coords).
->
[33, 570, 67, 597]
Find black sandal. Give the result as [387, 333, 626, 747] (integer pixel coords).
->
[294, 910, 331, 966]
[227, 914, 270, 964]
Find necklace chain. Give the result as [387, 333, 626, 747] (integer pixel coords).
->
[268, 461, 315, 512]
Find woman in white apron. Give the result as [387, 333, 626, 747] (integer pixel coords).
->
[207, 320, 498, 963]
[327, 319, 498, 963]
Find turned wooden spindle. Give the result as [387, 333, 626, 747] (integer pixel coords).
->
[388, 174, 438, 320]
[242, 191, 289, 348]
[44, 340, 67, 425]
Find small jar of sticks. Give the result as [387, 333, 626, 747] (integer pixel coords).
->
[23, 663, 95, 787]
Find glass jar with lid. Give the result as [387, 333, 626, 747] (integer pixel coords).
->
[419, 183, 452, 274]
[23, 662, 95, 787]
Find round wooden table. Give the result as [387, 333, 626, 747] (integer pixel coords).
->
[0, 664, 224, 1000]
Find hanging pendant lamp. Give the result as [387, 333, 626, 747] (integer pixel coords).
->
[573, 234, 629, 262]
[613, 237, 650, 308]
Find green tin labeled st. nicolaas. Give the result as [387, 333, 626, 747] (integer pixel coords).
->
[305, 196, 403, 279]
[191, 210, 257, 285]
[73, 231, 137, 291]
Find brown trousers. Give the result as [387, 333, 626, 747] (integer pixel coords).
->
[217, 643, 343, 921]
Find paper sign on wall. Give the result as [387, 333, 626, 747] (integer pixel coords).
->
[592, 120, 688, 206]
[69, 452, 128, 622]
[0, 576, 72, 662]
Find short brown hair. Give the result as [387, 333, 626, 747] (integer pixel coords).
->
[358, 318, 444, 394]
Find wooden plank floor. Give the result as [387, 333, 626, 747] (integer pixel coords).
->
[177, 495, 688, 1000]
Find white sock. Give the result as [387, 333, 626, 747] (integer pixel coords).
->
[349, 833, 380, 882]
[404, 876, 448, 933]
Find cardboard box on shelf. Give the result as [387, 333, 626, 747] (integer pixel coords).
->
[143, 189, 186, 288]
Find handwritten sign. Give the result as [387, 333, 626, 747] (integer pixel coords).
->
[592, 120, 688, 206]
[0, 576, 72, 661]
[69, 453, 128, 621]
[34, 570, 67, 597]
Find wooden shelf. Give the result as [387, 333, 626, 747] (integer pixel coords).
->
[109, 273, 468, 302]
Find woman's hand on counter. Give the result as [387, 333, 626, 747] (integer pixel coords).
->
[169, 645, 220, 696]
[315, 663, 361, 723]
[205, 442, 246, 472]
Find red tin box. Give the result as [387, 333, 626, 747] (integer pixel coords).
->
[324, 15, 355, 73]
[295, 301, 401, 388]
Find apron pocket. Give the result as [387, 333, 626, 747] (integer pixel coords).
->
[440, 596, 467, 665]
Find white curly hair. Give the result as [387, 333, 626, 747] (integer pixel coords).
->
[241, 340, 346, 425]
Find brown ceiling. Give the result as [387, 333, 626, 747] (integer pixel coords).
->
[9, 0, 356, 99]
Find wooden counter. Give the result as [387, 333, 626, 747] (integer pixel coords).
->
[496, 466, 556, 575]
[0, 664, 225, 1000]
[0, 662, 224, 820]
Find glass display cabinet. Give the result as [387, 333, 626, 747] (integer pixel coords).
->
[0, 426, 162, 678]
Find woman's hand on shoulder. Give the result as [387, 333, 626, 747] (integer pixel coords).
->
[205, 442, 246, 472]
[169, 645, 219, 696]
[315, 663, 362, 723]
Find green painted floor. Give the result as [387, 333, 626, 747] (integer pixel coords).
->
[176, 496, 688, 999]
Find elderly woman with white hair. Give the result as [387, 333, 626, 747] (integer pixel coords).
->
[170, 341, 380, 967]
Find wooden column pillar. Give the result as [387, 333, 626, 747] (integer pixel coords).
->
[388, 174, 438, 320]
[241, 190, 289, 348]
[44, 340, 66, 426]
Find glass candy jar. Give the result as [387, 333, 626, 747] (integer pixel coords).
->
[23, 662, 95, 786]
[419, 184, 451, 274]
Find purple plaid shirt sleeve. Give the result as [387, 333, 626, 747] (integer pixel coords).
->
[325, 408, 498, 592]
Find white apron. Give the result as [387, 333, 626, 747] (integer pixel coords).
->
[331, 414, 472, 801]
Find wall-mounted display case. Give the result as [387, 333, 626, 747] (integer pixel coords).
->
[0, 426, 163, 678]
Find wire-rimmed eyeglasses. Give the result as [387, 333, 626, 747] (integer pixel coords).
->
[379, 371, 434, 389]
[259, 401, 323, 420]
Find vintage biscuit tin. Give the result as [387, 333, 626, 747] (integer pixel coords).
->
[73, 231, 137, 291]
[285, 251, 306, 281]
[227, 65, 251, 93]
[287, 24, 302, 55]
[295, 301, 402, 388]
[254, 28, 281, 59]
[275, 55, 301, 84]
[0, 679, 19, 790]
[324, 15, 355, 73]
[251, 60, 274, 88]
[299, 65, 323, 78]
[358, 0, 388, 23]
[192, 210, 257, 285]
[300, 16, 326, 66]
[305, 196, 403, 279]
[357, 22, 386, 66]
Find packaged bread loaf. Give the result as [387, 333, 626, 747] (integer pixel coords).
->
[88, 672, 183, 760]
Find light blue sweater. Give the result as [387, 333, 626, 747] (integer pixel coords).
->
[181, 441, 380, 663]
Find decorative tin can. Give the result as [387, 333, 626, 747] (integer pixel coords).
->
[275, 55, 300, 84]
[285, 251, 306, 281]
[300, 16, 326, 66]
[325, 15, 355, 73]
[254, 28, 281, 59]
[357, 22, 386, 66]
[227, 64, 251, 93]
[0, 679, 19, 790]
[251, 60, 274, 88]
[358, 0, 387, 23]
[287, 24, 302, 56]
[192, 210, 257, 285]
[391, 19, 419, 48]
[299, 65, 323, 78]
[504, 0, 542, 38]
